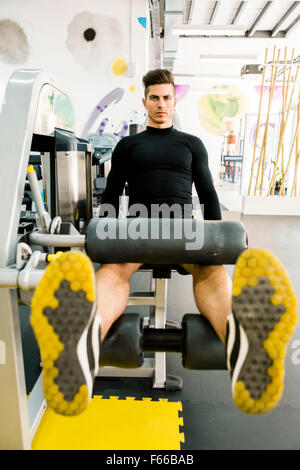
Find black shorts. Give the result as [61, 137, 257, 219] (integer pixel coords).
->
[175, 264, 190, 276]
[141, 263, 190, 276]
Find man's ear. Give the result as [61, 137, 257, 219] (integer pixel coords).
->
[142, 97, 147, 109]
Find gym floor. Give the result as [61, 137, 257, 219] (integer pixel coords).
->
[21, 210, 300, 450]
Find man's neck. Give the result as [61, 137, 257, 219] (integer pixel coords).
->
[147, 120, 172, 129]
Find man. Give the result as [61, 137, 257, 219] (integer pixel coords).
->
[31, 69, 297, 417]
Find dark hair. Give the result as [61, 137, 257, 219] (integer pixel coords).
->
[142, 69, 176, 97]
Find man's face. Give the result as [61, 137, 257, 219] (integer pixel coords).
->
[142, 83, 177, 128]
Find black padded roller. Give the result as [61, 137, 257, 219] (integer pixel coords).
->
[100, 312, 227, 370]
[85, 218, 247, 265]
[100, 313, 144, 368]
[182, 314, 227, 370]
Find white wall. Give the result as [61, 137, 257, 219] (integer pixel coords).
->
[0, 0, 148, 136]
[175, 91, 222, 182]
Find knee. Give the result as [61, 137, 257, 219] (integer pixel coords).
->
[96, 262, 143, 283]
[181, 264, 225, 279]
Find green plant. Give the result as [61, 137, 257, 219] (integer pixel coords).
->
[271, 162, 282, 189]
[275, 175, 282, 189]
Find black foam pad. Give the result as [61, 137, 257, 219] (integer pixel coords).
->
[100, 313, 144, 368]
[182, 314, 227, 370]
[85, 218, 247, 265]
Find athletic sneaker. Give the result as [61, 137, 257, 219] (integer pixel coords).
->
[226, 248, 298, 415]
[30, 251, 101, 416]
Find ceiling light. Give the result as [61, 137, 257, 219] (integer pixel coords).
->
[172, 24, 246, 36]
[174, 73, 240, 83]
[199, 54, 258, 63]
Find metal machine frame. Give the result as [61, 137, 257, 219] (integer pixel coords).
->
[98, 272, 176, 390]
[0, 69, 59, 450]
[0, 69, 174, 449]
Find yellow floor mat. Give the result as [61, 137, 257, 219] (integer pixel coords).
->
[31, 396, 184, 450]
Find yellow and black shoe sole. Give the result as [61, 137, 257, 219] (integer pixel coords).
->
[231, 248, 298, 415]
[30, 251, 98, 416]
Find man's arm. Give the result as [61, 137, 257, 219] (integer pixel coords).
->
[99, 138, 128, 217]
[191, 137, 222, 220]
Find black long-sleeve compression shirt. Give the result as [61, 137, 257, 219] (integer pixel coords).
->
[100, 125, 222, 220]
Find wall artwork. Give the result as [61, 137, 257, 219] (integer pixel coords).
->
[0, 18, 30, 64]
[113, 121, 129, 139]
[66, 11, 124, 69]
[175, 84, 190, 102]
[197, 85, 247, 136]
[81, 87, 128, 139]
[137, 17, 147, 29]
[255, 85, 282, 101]
[112, 58, 128, 76]
[249, 86, 282, 149]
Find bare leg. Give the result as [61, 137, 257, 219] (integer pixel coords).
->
[95, 262, 143, 340]
[181, 264, 232, 344]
